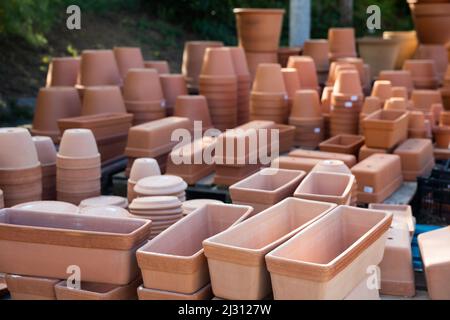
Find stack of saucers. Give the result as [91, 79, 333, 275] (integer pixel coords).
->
[129, 196, 183, 239]
[79, 196, 128, 209]
[134, 175, 187, 202]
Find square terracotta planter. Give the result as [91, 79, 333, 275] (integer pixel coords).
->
[137, 283, 213, 300]
[54, 277, 141, 300]
[265, 206, 392, 300]
[351, 154, 403, 204]
[5, 274, 59, 300]
[203, 198, 337, 300]
[363, 110, 410, 149]
[0, 209, 151, 285]
[136, 204, 253, 294]
[369, 204, 415, 239]
[319, 134, 365, 156]
[288, 149, 357, 168]
[271, 156, 322, 173]
[393, 138, 435, 181]
[294, 171, 354, 205]
[418, 226, 450, 300]
[229, 168, 306, 214]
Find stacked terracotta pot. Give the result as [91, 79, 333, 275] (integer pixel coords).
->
[303, 39, 330, 85]
[234, 8, 285, 80]
[278, 47, 302, 67]
[144, 60, 170, 74]
[32, 136, 57, 200]
[250, 63, 288, 124]
[434, 110, 450, 150]
[282, 67, 301, 115]
[81, 86, 127, 116]
[403, 59, 439, 89]
[113, 47, 145, 79]
[129, 196, 183, 239]
[127, 158, 161, 203]
[46, 57, 80, 87]
[199, 47, 238, 130]
[379, 70, 414, 95]
[330, 70, 364, 136]
[56, 129, 101, 205]
[289, 90, 324, 149]
[440, 65, 450, 110]
[134, 175, 187, 202]
[408, 111, 428, 138]
[173, 95, 213, 132]
[0, 128, 42, 207]
[160, 74, 188, 116]
[383, 31, 418, 69]
[123, 69, 166, 125]
[230, 47, 251, 125]
[287, 56, 320, 92]
[414, 44, 448, 83]
[328, 28, 357, 61]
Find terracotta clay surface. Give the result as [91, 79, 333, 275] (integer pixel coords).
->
[319, 134, 365, 156]
[368, 204, 415, 238]
[265, 206, 392, 300]
[203, 198, 336, 300]
[288, 149, 357, 168]
[271, 156, 322, 173]
[137, 283, 213, 300]
[5, 274, 59, 300]
[393, 139, 435, 181]
[363, 110, 410, 149]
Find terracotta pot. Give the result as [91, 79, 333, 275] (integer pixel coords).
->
[379, 70, 414, 95]
[59, 129, 99, 158]
[371, 80, 393, 104]
[46, 57, 80, 87]
[138, 283, 212, 300]
[328, 28, 357, 60]
[368, 204, 415, 238]
[351, 154, 403, 204]
[302, 39, 329, 71]
[78, 50, 121, 86]
[440, 111, 450, 126]
[79, 196, 128, 209]
[160, 74, 188, 115]
[245, 51, 278, 81]
[233, 8, 285, 52]
[5, 275, 59, 300]
[384, 97, 408, 111]
[0, 209, 151, 284]
[287, 56, 319, 91]
[266, 205, 392, 300]
[182, 41, 224, 89]
[81, 86, 127, 116]
[290, 89, 322, 119]
[391, 87, 409, 101]
[174, 95, 212, 130]
[383, 31, 418, 69]
[277, 47, 302, 67]
[288, 149, 357, 167]
[393, 138, 434, 181]
[200, 47, 236, 77]
[137, 203, 252, 294]
[409, 3, 450, 45]
[418, 226, 450, 300]
[433, 125, 450, 148]
[327, 61, 356, 86]
[357, 37, 400, 80]
[252, 63, 286, 93]
[271, 156, 322, 173]
[144, 60, 170, 74]
[363, 110, 410, 149]
[32, 87, 82, 141]
[32, 136, 56, 166]
[319, 134, 365, 156]
[128, 158, 161, 202]
[203, 197, 336, 300]
[403, 59, 439, 89]
[0, 128, 40, 170]
[414, 44, 448, 82]
[123, 68, 164, 103]
[113, 47, 145, 79]
[333, 70, 363, 99]
[411, 89, 443, 112]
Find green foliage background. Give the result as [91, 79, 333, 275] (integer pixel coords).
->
[0, 0, 413, 46]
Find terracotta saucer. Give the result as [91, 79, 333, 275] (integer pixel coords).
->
[79, 196, 128, 209]
[134, 176, 187, 195]
[12, 201, 79, 214]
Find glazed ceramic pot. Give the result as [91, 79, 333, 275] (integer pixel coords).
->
[303, 39, 329, 72]
[160, 74, 188, 115]
[287, 56, 319, 91]
[265, 205, 392, 300]
[363, 110, 410, 149]
[5, 275, 59, 300]
[32, 87, 82, 141]
[113, 47, 145, 79]
[144, 60, 170, 74]
[138, 283, 213, 300]
[78, 50, 121, 87]
[383, 31, 418, 69]
[328, 28, 357, 60]
[81, 86, 127, 115]
[46, 57, 80, 87]
[379, 70, 414, 94]
[357, 37, 399, 79]
[414, 44, 448, 82]
[409, 3, 450, 45]
[203, 198, 336, 300]
[233, 8, 285, 52]
[371, 80, 393, 104]
[418, 226, 450, 300]
[137, 203, 253, 294]
[351, 154, 403, 204]
[393, 138, 435, 181]
[0, 209, 151, 284]
[182, 41, 223, 89]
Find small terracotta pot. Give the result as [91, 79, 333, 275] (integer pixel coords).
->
[361, 97, 382, 115]
[384, 97, 408, 111]
[434, 125, 450, 148]
[328, 28, 357, 60]
[411, 89, 443, 112]
[414, 44, 448, 83]
[233, 8, 285, 52]
[32, 136, 57, 166]
[245, 51, 278, 81]
[113, 47, 145, 79]
[409, 111, 426, 132]
[174, 95, 212, 130]
[391, 87, 409, 100]
[81, 86, 127, 116]
[277, 47, 302, 67]
[287, 56, 319, 91]
[252, 63, 286, 94]
[78, 50, 121, 86]
[357, 37, 400, 80]
[46, 57, 80, 87]
[302, 39, 329, 71]
[379, 70, 414, 93]
[333, 70, 363, 98]
[337, 57, 367, 86]
[144, 60, 170, 74]
[58, 129, 99, 159]
[0, 128, 40, 169]
[371, 80, 393, 104]
[201, 47, 236, 77]
[290, 89, 322, 119]
[32, 87, 82, 141]
[403, 59, 439, 89]
[440, 111, 450, 126]
[383, 31, 418, 69]
[160, 74, 188, 114]
[123, 68, 164, 102]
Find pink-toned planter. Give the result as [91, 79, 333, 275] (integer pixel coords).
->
[46, 57, 80, 87]
[78, 50, 121, 87]
[5, 274, 59, 300]
[393, 138, 435, 181]
[81, 86, 127, 115]
[113, 47, 145, 79]
[144, 60, 170, 74]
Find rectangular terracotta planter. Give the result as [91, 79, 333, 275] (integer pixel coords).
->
[358, 144, 391, 162]
[229, 168, 306, 214]
[166, 136, 216, 185]
[368, 204, 415, 238]
[288, 149, 357, 168]
[137, 283, 213, 300]
[294, 171, 354, 205]
[344, 275, 380, 300]
[265, 206, 392, 300]
[54, 277, 141, 300]
[125, 116, 193, 158]
[393, 138, 435, 181]
[5, 274, 59, 300]
[319, 134, 365, 156]
[271, 124, 295, 153]
[203, 198, 337, 300]
[362, 110, 409, 149]
[271, 156, 322, 172]
[0, 209, 151, 285]
[351, 154, 403, 204]
[136, 204, 253, 294]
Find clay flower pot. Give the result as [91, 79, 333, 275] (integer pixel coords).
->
[78, 50, 121, 87]
[182, 41, 223, 89]
[81, 86, 127, 115]
[5, 275, 59, 300]
[277, 47, 302, 67]
[251, 63, 285, 94]
[265, 205, 392, 300]
[290, 89, 322, 119]
[136, 203, 253, 294]
[383, 31, 418, 69]
[411, 89, 443, 112]
[233, 8, 285, 52]
[433, 125, 450, 148]
[414, 44, 448, 82]
[363, 110, 410, 149]
[333, 70, 363, 98]
[32, 87, 82, 141]
[319, 134, 365, 156]
[46, 57, 80, 87]
[113, 47, 145, 79]
[201, 47, 237, 77]
[203, 198, 336, 300]
[384, 97, 408, 111]
[160, 74, 188, 115]
[32, 136, 56, 166]
[409, 3, 450, 45]
[288, 149, 357, 168]
[123, 69, 164, 102]
[302, 39, 329, 72]
[128, 157, 161, 202]
[294, 171, 354, 205]
[371, 80, 393, 104]
[0, 209, 151, 284]
[281, 68, 300, 109]
[144, 60, 170, 74]
[246, 51, 278, 81]
[0, 128, 40, 170]
[328, 28, 357, 60]
[357, 37, 400, 80]
[361, 97, 382, 116]
[174, 95, 212, 130]
[440, 111, 450, 126]
[391, 87, 409, 100]
[403, 59, 439, 89]
[394, 138, 434, 181]
[287, 56, 319, 91]
[59, 129, 99, 159]
[379, 70, 414, 94]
